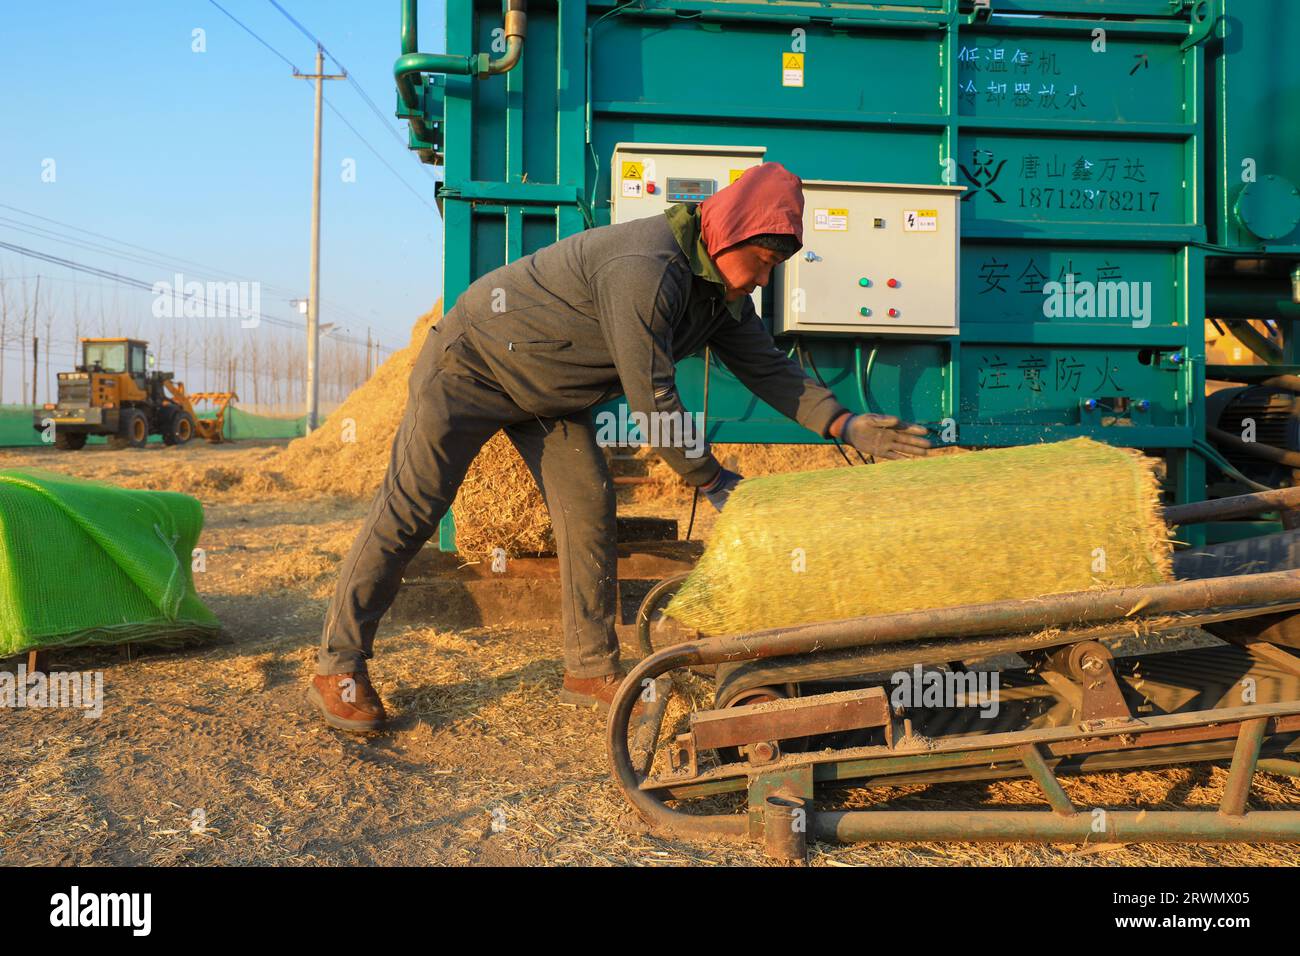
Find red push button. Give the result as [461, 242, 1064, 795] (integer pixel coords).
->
[888, 308, 901, 318]
[647, 182, 657, 194]
[887, 278, 900, 289]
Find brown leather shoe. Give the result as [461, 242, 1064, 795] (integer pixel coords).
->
[307, 671, 388, 732]
[560, 670, 645, 718]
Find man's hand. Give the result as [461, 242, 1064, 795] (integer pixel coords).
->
[699, 466, 743, 511]
[839, 413, 933, 460]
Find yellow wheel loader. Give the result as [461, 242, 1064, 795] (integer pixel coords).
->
[34, 338, 237, 450]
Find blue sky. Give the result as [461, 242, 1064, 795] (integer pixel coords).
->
[0, 0, 449, 389]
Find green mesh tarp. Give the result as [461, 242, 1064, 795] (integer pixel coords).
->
[665, 438, 1172, 637]
[0, 404, 307, 446]
[0, 470, 220, 655]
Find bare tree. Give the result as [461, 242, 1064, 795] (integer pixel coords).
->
[71, 286, 82, 370]
[96, 287, 109, 336]
[0, 268, 9, 404]
[19, 275, 32, 405]
[40, 280, 53, 404]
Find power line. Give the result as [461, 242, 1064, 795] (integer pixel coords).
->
[207, 0, 301, 71]
[0, 239, 390, 352]
[266, 0, 326, 51]
[0, 228, 398, 355]
[200, 0, 441, 331]
[206, 0, 439, 233]
[266, 0, 439, 181]
[0, 203, 380, 329]
[0, 203, 300, 295]
[347, 72, 435, 169]
[0, 217, 268, 292]
[323, 95, 436, 212]
[0, 215, 345, 324]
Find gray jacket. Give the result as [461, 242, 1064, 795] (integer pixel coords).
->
[441, 204, 849, 486]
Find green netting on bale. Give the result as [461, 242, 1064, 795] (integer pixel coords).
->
[665, 437, 1173, 637]
[0, 469, 220, 655]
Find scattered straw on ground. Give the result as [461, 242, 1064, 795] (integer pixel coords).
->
[0, 441, 1296, 867]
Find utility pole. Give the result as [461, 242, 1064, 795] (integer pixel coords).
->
[294, 46, 346, 432]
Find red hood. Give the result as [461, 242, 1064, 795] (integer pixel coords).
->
[699, 162, 804, 257]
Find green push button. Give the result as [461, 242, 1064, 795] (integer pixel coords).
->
[859, 277, 872, 287]
[859, 307, 872, 317]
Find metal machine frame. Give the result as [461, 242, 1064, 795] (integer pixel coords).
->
[609, 486, 1300, 858]
[395, 0, 1300, 553]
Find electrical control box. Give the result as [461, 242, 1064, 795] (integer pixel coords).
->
[610, 143, 766, 225]
[776, 181, 964, 336]
[610, 143, 767, 312]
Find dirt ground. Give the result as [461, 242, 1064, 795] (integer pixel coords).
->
[2, 439, 1298, 867]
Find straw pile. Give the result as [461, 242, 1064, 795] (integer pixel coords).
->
[664, 437, 1173, 636]
[269, 302, 553, 559]
[454, 436, 554, 559]
[270, 303, 443, 498]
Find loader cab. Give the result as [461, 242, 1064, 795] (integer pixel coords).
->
[82, 340, 128, 374]
[82, 338, 149, 391]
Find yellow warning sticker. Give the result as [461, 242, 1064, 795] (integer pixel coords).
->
[903, 209, 938, 232]
[729, 169, 746, 184]
[621, 161, 643, 180]
[782, 52, 804, 88]
[813, 207, 849, 231]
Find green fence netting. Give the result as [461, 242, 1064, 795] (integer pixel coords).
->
[0, 404, 307, 446]
[0, 406, 46, 447]
[220, 406, 308, 440]
[0, 469, 220, 655]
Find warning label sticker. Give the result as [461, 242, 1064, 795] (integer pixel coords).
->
[729, 169, 746, 184]
[903, 209, 938, 232]
[621, 161, 644, 198]
[782, 52, 804, 88]
[813, 207, 849, 231]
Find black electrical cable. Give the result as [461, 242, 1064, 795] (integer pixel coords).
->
[795, 337, 865, 466]
[685, 346, 712, 541]
[803, 345, 870, 465]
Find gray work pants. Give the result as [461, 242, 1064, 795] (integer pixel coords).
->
[317, 311, 619, 679]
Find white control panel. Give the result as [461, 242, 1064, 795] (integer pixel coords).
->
[610, 143, 765, 225]
[610, 143, 767, 313]
[776, 180, 964, 336]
